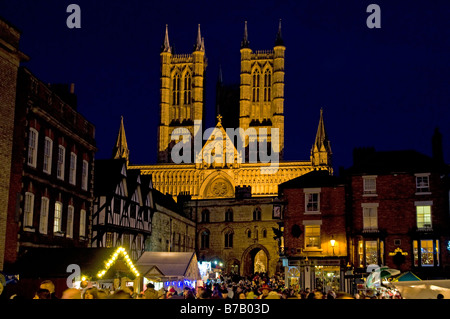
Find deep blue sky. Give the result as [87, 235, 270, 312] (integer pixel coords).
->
[1, 0, 449, 172]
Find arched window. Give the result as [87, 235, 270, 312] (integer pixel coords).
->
[252, 69, 260, 102]
[224, 231, 234, 248]
[264, 69, 271, 102]
[225, 208, 233, 222]
[200, 230, 210, 249]
[262, 228, 267, 238]
[184, 72, 192, 105]
[172, 73, 181, 106]
[253, 207, 262, 221]
[247, 229, 252, 238]
[201, 209, 210, 223]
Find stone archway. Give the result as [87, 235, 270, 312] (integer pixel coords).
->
[241, 244, 270, 277]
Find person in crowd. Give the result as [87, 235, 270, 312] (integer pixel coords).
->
[143, 283, 159, 299]
[258, 284, 271, 299]
[83, 287, 99, 299]
[39, 280, 58, 299]
[33, 288, 51, 299]
[61, 288, 82, 299]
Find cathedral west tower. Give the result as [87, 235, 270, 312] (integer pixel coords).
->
[239, 20, 285, 161]
[158, 24, 206, 163]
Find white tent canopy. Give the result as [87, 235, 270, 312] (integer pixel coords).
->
[391, 280, 450, 299]
[135, 251, 201, 282]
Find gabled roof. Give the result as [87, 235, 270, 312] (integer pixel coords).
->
[279, 169, 344, 190]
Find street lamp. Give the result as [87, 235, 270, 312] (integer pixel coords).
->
[330, 236, 336, 256]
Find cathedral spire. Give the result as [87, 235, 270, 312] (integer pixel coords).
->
[275, 19, 284, 46]
[311, 108, 332, 170]
[162, 24, 171, 53]
[195, 24, 204, 51]
[112, 116, 130, 165]
[241, 21, 250, 48]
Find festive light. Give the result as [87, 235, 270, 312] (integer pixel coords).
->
[96, 246, 140, 278]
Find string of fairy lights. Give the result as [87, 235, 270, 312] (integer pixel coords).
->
[96, 246, 140, 279]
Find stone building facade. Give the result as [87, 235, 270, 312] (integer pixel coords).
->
[183, 193, 284, 277]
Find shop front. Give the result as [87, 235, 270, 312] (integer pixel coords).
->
[284, 257, 347, 293]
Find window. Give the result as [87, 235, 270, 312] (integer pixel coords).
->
[57, 146, 65, 180]
[184, 73, 192, 104]
[23, 192, 35, 229]
[54, 202, 62, 233]
[201, 210, 210, 223]
[225, 209, 233, 222]
[172, 73, 180, 106]
[82, 160, 88, 191]
[69, 152, 77, 185]
[262, 228, 267, 238]
[39, 197, 49, 234]
[27, 128, 38, 168]
[306, 193, 319, 212]
[305, 225, 321, 249]
[252, 69, 260, 102]
[247, 229, 252, 238]
[416, 205, 432, 229]
[362, 204, 378, 230]
[43, 137, 53, 174]
[105, 232, 113, 248]
[225, 231, 233, 248]
[263, 69, 271, 102]
[79, 209, 86, 238]
[253, 208, 261, 221]
[363, 176, 377, 195]
[200, 230, 210, 249]
[414, 240, 439, 267]
[67, 205, 74, 238]
[365, 240, 378, 265]
[416, 174, 430, 193]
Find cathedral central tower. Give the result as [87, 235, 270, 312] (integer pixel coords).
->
[158, 24, 206, 163]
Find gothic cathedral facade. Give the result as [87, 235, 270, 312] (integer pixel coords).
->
[125, 21, 332, 201]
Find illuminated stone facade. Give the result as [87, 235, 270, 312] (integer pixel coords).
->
[131, 21, 332, 202]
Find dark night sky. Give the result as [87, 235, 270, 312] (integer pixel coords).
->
[1, 0, 449, 173]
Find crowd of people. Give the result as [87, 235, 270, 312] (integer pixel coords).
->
[12, 272, 400, 300]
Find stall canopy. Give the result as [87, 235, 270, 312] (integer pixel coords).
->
[391, 280, 450, 299]
[135, 252, 200, 282]
[392, 271, 421, 282]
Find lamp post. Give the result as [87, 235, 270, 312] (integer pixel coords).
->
[330, 236, 336, 256]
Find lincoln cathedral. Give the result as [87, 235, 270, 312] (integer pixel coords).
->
[111, 21, 333, 276]
[118, 21, 332, 201]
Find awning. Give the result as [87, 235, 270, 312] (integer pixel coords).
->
[392, 271, 421, 282]
[391, 280, 450, 299]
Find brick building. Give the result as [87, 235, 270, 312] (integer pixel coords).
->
[3, 65, 96, 271]
[0, 17, 29, 271]
[346, 140, 450, 280]
[279, 169, 347, 292]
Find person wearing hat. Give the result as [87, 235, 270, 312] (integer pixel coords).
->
[144, 283, 159, 299]
[258, 284, 271, 299]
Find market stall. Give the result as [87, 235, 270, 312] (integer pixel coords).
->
[390, 279, 450, 299]
[135, 251, 201, 294]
